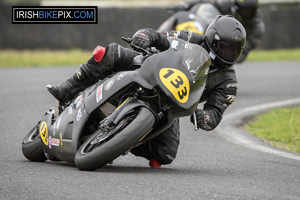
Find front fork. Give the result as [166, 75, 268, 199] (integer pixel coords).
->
[98, 87, 157, 131]
[98, 97, 132, 131]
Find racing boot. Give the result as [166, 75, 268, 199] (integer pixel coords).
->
[46, 66, 94, 103]
[47, 43, 137, 103]
[47, 46, 107, 103]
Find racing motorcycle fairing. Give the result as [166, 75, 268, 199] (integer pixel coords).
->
[39, 95, 91, 162]
[138, 37, 210, 117]
[82, 38, 210, 118]
[83, 70, 153, 115]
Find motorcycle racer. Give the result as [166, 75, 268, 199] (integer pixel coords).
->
[168, 0, 264, 63]
[47, 15, 246, 168]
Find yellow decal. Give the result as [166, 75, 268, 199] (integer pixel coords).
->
[176, 21, 204, 34]
[139, 128, 153, 142]
[40, 121, 48, 145]
[159, 68, 190, 103]
[116, 97, 130, 111]
[60, 132, 63, 146]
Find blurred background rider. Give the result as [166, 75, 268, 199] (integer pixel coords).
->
[168, 0, 265, 63]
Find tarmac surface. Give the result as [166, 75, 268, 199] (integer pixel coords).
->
[1, 61, 300, 200]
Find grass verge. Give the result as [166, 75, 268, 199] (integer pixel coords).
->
[0, 49, 91, 67]
[244, 106, 300, 153]
[247, 48, 300, 61]
[1, 48, 300, 68]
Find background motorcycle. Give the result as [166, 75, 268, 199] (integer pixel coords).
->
[158, 3, 220, 34]
[22, 37, 211, 171]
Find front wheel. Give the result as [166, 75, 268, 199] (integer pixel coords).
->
[75, 107, 156, 171]
[22, 123, 47, 162]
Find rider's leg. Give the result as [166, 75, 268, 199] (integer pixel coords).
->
[47, 43, 137, 103]
[130, 118, 180, 167]
[47, 63, 98, 103]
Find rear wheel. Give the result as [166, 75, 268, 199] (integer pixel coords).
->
[22, 123, 47, 162]
[75, 107, 155, 171]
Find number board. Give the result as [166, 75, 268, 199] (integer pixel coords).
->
[159, 68, 190, 103]
[40, 121, 48, 145]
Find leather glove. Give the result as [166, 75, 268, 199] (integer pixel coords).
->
[132, 29, 152, 49]
[190, 109, 212, 131]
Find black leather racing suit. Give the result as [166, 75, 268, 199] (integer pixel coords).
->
[160, 30, 238, 130]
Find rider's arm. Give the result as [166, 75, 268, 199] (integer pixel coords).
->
[132, 28, 170, 51]
[132, 29, 204, 51]
[167, 30, 205, 44]
[192, 68, 238, 131]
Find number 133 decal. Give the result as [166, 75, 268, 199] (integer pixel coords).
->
[159, 68, 190, 103]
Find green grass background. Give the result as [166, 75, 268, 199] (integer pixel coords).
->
[245, 107, 300, 153]
[1, 48, 300, 68]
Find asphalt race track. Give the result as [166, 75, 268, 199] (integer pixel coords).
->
[1, 61, 300, 200]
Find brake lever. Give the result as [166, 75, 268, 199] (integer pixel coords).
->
[121, 37, 151, 56]
[131, 44, 151, 55]
[121, 37, 132, 44]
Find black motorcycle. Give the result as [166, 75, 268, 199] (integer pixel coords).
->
[22, 37, 211, 171]
[158, 3, 220, 34]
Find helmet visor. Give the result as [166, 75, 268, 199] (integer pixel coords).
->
[211, 38, 243, 63]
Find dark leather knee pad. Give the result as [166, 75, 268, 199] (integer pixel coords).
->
[151, 119, 180, 164]
[130, 119, 180, 165]
[154, 145, 178, 165]
[106, 43, 137, 70]
[130, 140, 178, 165]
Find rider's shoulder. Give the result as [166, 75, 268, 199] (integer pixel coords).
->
[210, 66, 237, 79]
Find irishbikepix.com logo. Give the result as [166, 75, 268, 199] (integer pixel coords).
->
[12, 6, 98, 24]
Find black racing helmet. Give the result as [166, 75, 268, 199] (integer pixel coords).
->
[234, 0, 259, 22]
[204, 15, 246, 69]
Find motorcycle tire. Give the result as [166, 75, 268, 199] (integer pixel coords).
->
[75, 107, 156, 171]
[22, 123, 47, 162]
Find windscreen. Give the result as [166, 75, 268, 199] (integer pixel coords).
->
[181, 43, 211, 80]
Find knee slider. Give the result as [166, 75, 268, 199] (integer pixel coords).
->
[155, 146, 177, 165]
